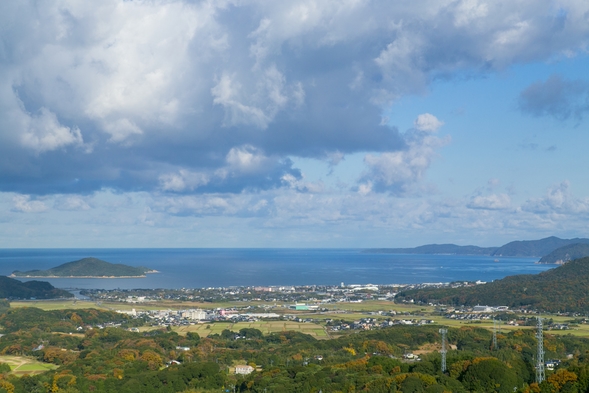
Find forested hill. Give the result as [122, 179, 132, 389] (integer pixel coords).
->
[365, 244, 497, 255]
[538, 243, 589, 264]
[11, 257, 152, 278]
[366, 236, 589, 258]
[396, 256, 589, 312]
[0, 276, 73, 299]
[491, 236, 589, 257]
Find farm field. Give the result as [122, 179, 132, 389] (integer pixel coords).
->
[173, 321, 328, 339]
[0, 355, 57, 377]
[9, 299, 284, 312]
[10, 299, 589, 339]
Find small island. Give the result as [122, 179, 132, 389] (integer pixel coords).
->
[10, 257, 157, 278]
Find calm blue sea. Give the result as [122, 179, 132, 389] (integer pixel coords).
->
[0, 249, 553, 290]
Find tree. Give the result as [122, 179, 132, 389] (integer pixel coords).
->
[460, 358, 520, 393]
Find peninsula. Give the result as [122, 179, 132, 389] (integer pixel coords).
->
[365, 235, 589, 260]
[10, 257, 156, 278]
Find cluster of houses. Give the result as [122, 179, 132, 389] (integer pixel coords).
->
[327, 317, 435, 332]
[116, 307, 284, 327]
[82, 283, 402, 307]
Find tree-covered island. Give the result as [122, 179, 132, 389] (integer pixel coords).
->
[10, 257, 156, 278]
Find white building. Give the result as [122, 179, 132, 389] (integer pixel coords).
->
[182, 309, 207, 320]
[235, 365, 254, 375]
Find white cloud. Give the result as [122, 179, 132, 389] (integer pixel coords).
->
[467, 193, 511, 210]
[102, 119, 143, 143]
[281, 173, 325, 193]
[226, 145, 271, 173]
[0, 1, 586, 182]
[20, 108, 83, 152]
[54, 195, 92, 211]
[454, 0, 489, 27]
[159, 170, 210, 192]
[522, 181, 589, 214]
[12, 195, 48, 213]
[362, 115, 449, 194]
[414, 113, 444, 132]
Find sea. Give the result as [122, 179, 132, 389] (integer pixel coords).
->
[0, 248, 555, 291]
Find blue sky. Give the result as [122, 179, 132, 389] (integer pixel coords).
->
[1, 0, 589, 248]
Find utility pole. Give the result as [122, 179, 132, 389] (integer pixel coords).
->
[536, 317, 545, 384]
[439, 328, 448, 373]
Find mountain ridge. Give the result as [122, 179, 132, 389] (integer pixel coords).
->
[0, 276, 73, 299]
[365, 236, 589, 259]
[396, 256, 589, 312]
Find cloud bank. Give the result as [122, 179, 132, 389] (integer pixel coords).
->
[1, 0, 588, 196]
[1, 1, 589, 247]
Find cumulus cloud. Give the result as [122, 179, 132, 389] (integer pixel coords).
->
[158, 145, 301, 193]
[54, 195, 92, 211]
[159, 170, 210, 193]
[11, 195, 48, 213]
[18, 108, 83, 153]
[414, 113, 445, 132]
[0, 1, 588, 196]
[467, 193, 512, 210]
[360, 114, 449, 194]
[518, 75, 589, 120]
[522, 181, 589, 214]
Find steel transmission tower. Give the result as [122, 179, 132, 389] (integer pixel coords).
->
[439, 328, 448, 373]
[492, 317, 498, 350]
[536, 317, 545, 384]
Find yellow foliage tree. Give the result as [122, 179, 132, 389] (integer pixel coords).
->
[118, 349, 139, 362]
[141, 350, 163, 370]
[343, 346, 356, 356]
[70, 312, 83, 325]
[547, 369, 578, 391]
[0, 380, 14, 393]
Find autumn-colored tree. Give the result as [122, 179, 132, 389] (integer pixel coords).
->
[69, 312, 83, 325]
[547, 369, 578, 391]
[0, 379, 14, 393]
[140, 350, 163, 370]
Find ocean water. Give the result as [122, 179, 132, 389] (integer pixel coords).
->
[0, 249, 554, 290]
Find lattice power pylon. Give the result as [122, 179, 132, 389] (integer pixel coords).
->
[493, 317, 498, 350]
[536, 317, 545, 384]
[439, 328, 448, 373]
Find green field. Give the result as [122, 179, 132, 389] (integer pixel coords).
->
[9, 299, 284, 312]
[173, 320, 328, 338]
[0, 356, 57, 376]
[11, 299, 589, 339]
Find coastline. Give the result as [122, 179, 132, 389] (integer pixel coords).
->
[9, 270, 160, 279]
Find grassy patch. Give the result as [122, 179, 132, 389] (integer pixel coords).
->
[172, 320, 328, 338]
[0, 355, 57, 376]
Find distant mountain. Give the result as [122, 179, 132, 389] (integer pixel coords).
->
[491, 236, 589, 257]
[0, 276, 73, 299]
[538, 243, 589, 264]
[396, 256, 589, 312]
[365, 244, 498, 255]
[11, 257, 153, 278]
[366, 236, 589, 259]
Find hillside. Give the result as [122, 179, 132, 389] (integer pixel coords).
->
[538, 243, 589, 264]
[365, 244, 498, 255]
[491, 236, 589, 257]
[0, 276, 73, 299]
[366, 236, 589, 259]
[396, 256, 589, 312]
[11, 257, 153, 278]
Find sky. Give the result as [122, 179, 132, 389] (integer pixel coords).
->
[1, 0, 589, 248]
